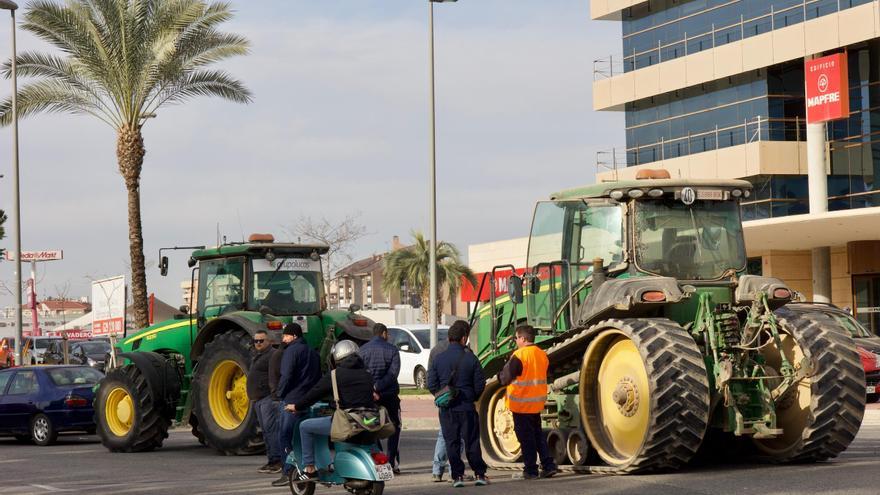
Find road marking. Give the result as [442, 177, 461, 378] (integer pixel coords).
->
[29, 485, 72, 492]
[0, 459, 25, 464]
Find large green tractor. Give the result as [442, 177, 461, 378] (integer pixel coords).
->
[473, 171, 866, 473]
[94, 234, 374, 454]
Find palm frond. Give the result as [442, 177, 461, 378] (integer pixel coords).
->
[0, 79, 114, 126]
[1, 0, 251, 130]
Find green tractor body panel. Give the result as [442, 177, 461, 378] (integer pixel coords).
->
[97, 237, 376, 454]
[475, 176, 866, 472]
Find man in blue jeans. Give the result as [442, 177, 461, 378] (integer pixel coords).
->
[272, 323, 321, 487]
[287, 340, 378, 481]
[359, 323, 402, 472]
[247, 330, 281, 474]
[428, 321, 489, 488]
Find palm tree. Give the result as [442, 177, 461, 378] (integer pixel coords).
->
[382, 231, 476, 324]
[0, 1, 252, 328]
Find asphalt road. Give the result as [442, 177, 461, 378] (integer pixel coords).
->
[2, 410, 880, 495]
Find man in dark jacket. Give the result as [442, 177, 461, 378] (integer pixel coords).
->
[427, 320, 489, 487]
[359, 323, 402, 472]
[247, 330, 281, 474]
[287, 340, 377, 481]
[272, 323, 321, 487]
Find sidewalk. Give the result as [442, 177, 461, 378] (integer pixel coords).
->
[401, 395, 439, 430]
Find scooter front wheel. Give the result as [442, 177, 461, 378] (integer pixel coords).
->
[287, 477, 316, 495]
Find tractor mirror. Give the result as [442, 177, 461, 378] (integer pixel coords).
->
[528, 275, 540, 294]
[508, 275, 524, 304]
[187, 257, 197, 268]
[179, 305, 189, 314]
[159, 256, 169, 276]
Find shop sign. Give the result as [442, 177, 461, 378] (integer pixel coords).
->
[805, 53, 849, 124]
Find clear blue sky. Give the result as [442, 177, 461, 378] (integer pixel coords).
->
[0, 0, 623, 307]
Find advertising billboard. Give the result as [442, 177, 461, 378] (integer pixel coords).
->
[92, 276, 126, 336]
[3, 250, 63, 261]
[805, 53, 850, 124]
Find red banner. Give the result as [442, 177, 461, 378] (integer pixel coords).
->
[460, 268, 527, 303]
[805, 53, 849, 124]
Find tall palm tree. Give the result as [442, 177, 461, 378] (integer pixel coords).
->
[382, 231, 476, 324]
[0, 1, 252, 328]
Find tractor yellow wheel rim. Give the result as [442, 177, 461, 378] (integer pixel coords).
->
[209, 360, 249, 431]
[105, 387, 134, 437]
[488, 386, 521, 459]
[583, 332, 651, 464]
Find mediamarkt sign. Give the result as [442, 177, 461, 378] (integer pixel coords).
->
[3, 250, 63, 262]
[805, 53, 849, 124]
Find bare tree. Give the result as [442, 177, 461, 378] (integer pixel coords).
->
[286, 214, 369, 278]
[54, 281, 72, 327]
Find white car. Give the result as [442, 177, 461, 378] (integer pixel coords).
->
[388, 325, 449, 389]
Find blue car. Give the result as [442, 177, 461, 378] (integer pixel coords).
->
[0, 365, 102, 446]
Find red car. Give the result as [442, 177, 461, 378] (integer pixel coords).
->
[781, 303, 880, 403]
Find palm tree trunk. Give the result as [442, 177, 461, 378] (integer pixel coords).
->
[117, 124, 149, 329]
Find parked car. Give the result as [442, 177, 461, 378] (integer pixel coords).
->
[0, 365, 102, 445]
[778, 303, 880, 402]
[42, 340, 111, 371]
[387, 325, 449, 389]
[23, 336, 62, 365]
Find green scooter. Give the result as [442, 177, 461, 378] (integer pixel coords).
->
[287, 403, 393, 495]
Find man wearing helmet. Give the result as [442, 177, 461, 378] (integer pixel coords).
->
[286, 340, 378, 481]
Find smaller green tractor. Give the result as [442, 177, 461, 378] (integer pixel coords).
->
[94, 234, 374, 454]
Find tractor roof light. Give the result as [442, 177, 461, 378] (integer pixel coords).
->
[249, 233, 275, 243]
[610, 190, 624, 200]
[647, 189, 664, 198]
[627, 189, 645, 199]
[743, 190, 751, 198]
[731, 189, 743, 198]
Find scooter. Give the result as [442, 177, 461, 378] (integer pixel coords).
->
[286, 403, 393, 495]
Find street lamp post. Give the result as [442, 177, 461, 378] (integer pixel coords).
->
[428, 0, 456, 350]
[0, 0, 20, 365]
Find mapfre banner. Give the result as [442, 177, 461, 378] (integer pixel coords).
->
[805, 53, 849, 124]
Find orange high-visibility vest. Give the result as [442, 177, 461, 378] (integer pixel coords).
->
[505, 344, 549, 414]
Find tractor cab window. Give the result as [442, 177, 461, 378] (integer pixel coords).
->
[566, 201, 624, 286]
[250, 258, 322, 315]
[198, 257, 246, 317]
[634, 198, 746, 280]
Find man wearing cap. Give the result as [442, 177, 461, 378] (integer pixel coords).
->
[272, 323, 321, 487]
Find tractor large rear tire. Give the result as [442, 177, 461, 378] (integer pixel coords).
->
[753, 310, 865, 462]
[580, 318, 711, 473]
[192, 329, 264, 455]
[95, 364, 170, 452]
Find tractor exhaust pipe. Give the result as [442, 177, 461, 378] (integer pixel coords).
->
[551, 371, 580, 392]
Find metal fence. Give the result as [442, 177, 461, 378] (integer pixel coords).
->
[593, 0, 874, 81]
[595, 116, 807, 175]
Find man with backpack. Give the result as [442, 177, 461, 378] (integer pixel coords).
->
[427, 320, 489, 488]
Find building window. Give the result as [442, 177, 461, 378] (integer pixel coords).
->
[747, 257, 763, 276]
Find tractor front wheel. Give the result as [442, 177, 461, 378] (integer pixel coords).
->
[580, 318, 710, 473]
[192, 329, 264, 455]
[479, 382, 522, 463]
[753, 310, 865, 462]
[95, 365, 170, 452]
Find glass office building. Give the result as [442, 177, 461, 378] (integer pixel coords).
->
[591, 0, 880, 333]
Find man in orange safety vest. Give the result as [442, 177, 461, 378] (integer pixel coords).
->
[498, 325, 558, 480]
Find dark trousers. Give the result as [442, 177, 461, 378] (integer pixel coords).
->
[377, 396, 402, 467]
[512, 413, 556, 476]
[279, 406, 308, 474]
[439, 409, 487, 480]
[254, 396, 282, 463]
